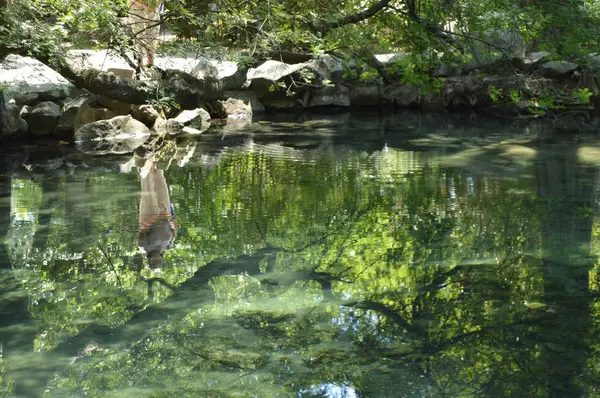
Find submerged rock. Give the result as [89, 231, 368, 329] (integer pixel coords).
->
[74, 115, 150, 155]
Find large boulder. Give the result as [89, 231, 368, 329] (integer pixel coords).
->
[27, 101, 61, 136]
[161, 69, 223, 108]
[0, 54, 76, 106]
[191, 58, 246, 91]
[74, 115, 151, 155]
[97, 68, 135, 115]
[539, 61, 578, 77]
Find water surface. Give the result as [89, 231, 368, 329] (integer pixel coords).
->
[1, 112, 600, 397]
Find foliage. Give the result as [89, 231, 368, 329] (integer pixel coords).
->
[146, 87, 181, 117]
[488, 85, 503, 102]
[573, 87, 594, 105]
[2, 0, 600, 84]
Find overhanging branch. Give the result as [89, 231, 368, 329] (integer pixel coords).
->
[314, 0, 394, 34]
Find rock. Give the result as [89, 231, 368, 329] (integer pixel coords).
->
[1, 97, 27, 137]
[0, 94, 7, 136]
[350, 85, 384, 106]
[153, 117, 184, 135]
[539, 61, 578, 77]
[191, 58, 247, 91]
[216, 118, 252, 134]
[222, 97, 252, 119]
[107, 67, 135, 80]
[93, 107, 118, 121]
[246, 60, 311, 83]
[132, 104, 161, 127]
[181, 126, 206, 135]
[73, 95, 99, 131]
[258, 92, 298, 110]
[0, 54, 75, 106]
[434, 63, 454, 77]
[162, 69, 223, 108]
[96, 68, 135, 115]
[224, 91, 265, 115]
[316, 55, 345, 83]
[375, 53, 411, 67]
[207, 97, 252, 119]
[467, 30, 526, 69]
[307, 85, 350, 108]
[66, 49, 136, 72]
[19, 105, 32, 118]
[56, 93, 95, 138]
[98, 95, 131, 115]
[27, 101, 61, 136]
[582, 53, 600, 70]
[173, 108, 211, 132]
[524, 51, 552, 67]
[74, 115, 151, 155]
[388, 85, 420, 107]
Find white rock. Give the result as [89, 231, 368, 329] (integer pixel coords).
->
[74, 115, 151, 155]
[0, 54, 75, 105]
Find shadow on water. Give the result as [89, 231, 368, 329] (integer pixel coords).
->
[1, 111, 600, 396]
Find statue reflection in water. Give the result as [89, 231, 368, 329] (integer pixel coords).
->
[138, 164, 177, 269]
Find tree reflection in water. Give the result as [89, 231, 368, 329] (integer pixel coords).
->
[0, 120, 599, 397]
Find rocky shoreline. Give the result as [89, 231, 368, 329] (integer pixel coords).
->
[1, 50, 599, 155]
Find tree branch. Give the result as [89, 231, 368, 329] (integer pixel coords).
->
[314, 0, 393, 34]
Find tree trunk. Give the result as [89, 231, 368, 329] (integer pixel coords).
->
[54, 61, 223, 110]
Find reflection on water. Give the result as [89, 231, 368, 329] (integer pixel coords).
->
[138, 164, 177, 270]
[0, 113, 600, 397]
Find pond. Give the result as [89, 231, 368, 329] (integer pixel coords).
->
[1, 111, 600, 397]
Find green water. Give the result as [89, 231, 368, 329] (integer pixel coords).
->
[1, 113, 600, 397]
